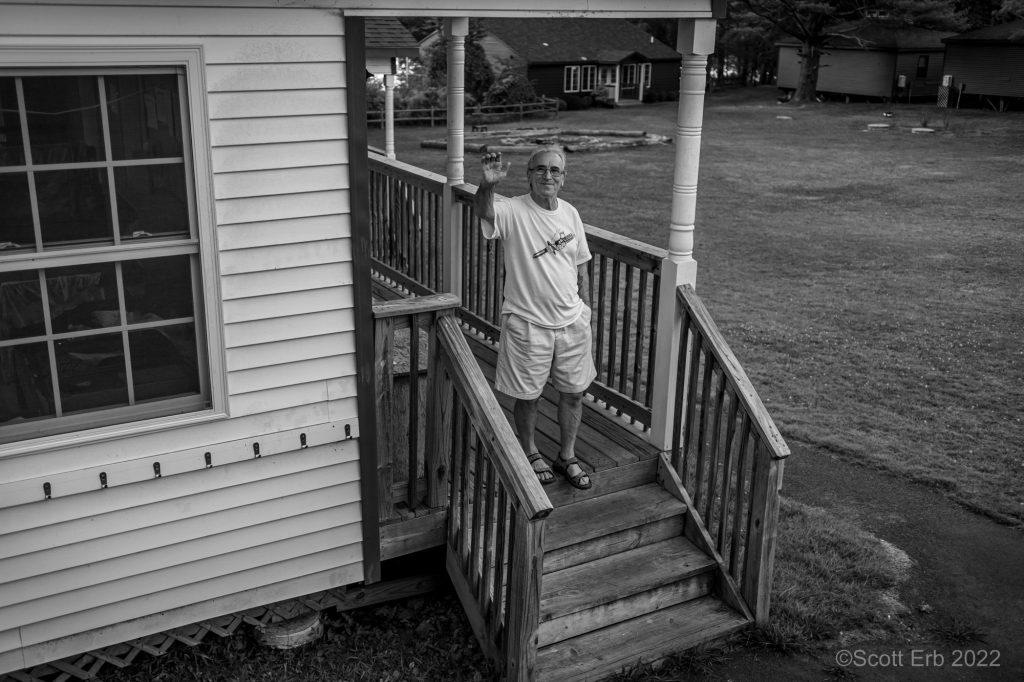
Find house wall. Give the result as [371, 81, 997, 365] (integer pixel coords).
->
[0, 4, 364, 674]
[895, 50, 947, 98]
[778, 45, 897, 98]
[528, 60, 679, 101]
[943, 44, 1024, 98]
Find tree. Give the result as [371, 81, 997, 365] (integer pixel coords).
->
[737, 0, 966, 102]
[421, 19, 494, 105]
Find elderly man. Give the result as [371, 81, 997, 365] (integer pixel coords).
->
[474, 146, 596, 489]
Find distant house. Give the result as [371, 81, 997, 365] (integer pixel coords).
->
[422, 18, 682, 105]
[941, 20, 1024, 108]
[777, 22, 954, 101]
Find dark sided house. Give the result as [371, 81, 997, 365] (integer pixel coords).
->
[941, 20, 1024, 109]
[423, 18, 682, 105]
[777, 21, 954, 101]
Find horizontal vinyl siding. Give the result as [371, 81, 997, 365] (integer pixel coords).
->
[0, 4, 364, 674]
[818, 50, 895, 97]
[945, 45, 1024, 98]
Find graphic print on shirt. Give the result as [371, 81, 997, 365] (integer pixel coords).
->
[532, 231, 576, 259]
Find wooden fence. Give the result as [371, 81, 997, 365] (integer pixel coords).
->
[368, 98, 559, 128]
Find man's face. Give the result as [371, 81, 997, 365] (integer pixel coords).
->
[527, 151, 566, 202]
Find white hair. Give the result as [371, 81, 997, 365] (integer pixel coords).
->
[527, 146, 566, 171]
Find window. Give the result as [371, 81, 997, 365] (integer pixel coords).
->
[599, 66, 617, 86]
[0, 69, 210, 445]
[624, 63, 638, 85]
[563, 65, 580, 93]
[642, 63, 652, 88]
[916, 55, 929, 79]
[581, 65, 597, 92]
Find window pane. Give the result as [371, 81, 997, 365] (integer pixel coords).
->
[130, 324, 199, 401]
[23, 76, 105, 165]
[45, 263, 119, 333]
[123, 255, 194, 322]
[0, 77, 26, 166]
[106, 74, 184, 160]
[55, 333, 128, 413]
[0, 173, 34, 248]
[115, 164, 189, 239]
[1, 271, 44, 340]
[0, 342, 55, 423]
[36, 168, 114, 247]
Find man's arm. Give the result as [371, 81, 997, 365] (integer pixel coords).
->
[577, 263, 591, 308]
[475, 151, 510, 224]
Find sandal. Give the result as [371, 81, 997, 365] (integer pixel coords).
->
[553, 457, 592, 490]
[528, 452, 555, 485]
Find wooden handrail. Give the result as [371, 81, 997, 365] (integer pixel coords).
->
[667, 283, 787, 625]
[676, 285, 789, 460]
[436, 316, 552, 521]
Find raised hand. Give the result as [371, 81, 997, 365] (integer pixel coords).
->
[481, 151, 511, 187]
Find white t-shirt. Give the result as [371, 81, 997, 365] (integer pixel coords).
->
[481, 194, 592, 328]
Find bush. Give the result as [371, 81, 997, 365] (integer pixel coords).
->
[483, 68, 538, 105]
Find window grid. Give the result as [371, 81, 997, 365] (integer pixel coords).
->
[581, 65, 597, 92]
[0, 69, 207, 443]
[563, 65, 580, 93]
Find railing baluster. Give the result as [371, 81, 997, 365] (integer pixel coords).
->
[607, 259, 621, 389]
[481, 462, 498, 615]
[407, 312, 421, 510]
[704, 366, 727, 528]
[618, 264, 634, 401]
[471, 429, 486, 596]
[595, 256, 608, 380]
[729, 413, 752, 577]
[717, 386, 741, 560]
[694, 350, 715, 510]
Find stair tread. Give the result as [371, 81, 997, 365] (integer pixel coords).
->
[540, 536, 715, 620]
[536, 596, 749, 682]
[545, 484, 685, 552]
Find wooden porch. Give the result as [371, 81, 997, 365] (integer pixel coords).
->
[367, 153, 788, 680]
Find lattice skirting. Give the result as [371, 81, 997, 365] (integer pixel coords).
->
[1, 575, 441, 682]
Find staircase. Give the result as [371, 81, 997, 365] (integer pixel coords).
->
[535, 483, 750, 681]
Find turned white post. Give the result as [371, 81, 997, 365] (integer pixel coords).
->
[383, 73, 396, 159]
[649, 18, 717, 452]
[442, 17, 469, 295]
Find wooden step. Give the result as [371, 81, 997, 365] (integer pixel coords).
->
[536, 596, 750, 682]
[538, 537, 715, 646]
[543, 484, 686, 573]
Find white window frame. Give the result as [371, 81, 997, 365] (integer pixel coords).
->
[0, 45, 226, 458]
[563, 65, 580, 93]
[624, 63, 638, 85]
[580, 64, 597, 92]
[642, 62, 652, 88]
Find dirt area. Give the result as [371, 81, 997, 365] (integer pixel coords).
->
[703, 441, 1024, 681]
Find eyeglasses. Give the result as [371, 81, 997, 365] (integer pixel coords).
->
[530, 166, 563, 179]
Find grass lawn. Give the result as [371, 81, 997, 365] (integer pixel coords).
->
[372, 88, 1024, 527]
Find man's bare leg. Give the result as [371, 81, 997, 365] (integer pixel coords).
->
[514, 397, 552, 482]
[557, 391, 590, 487]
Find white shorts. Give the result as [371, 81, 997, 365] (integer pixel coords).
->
[495, 307, 597, 400]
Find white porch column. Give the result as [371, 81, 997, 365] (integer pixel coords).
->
[383, 73, 396, 159]
[442, 17, 469, 295]
[648, 18, 717, 452]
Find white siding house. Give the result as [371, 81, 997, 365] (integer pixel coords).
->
[0, 4, 365, 674]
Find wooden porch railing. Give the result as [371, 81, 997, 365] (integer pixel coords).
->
[372, 293, 461, 520]
[369, 157, 446, 296]
[435, 315, 552, 682]
[665, 284, 789, 624]
[372, 294, 551, 680]
[368, 153, 663, 430]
